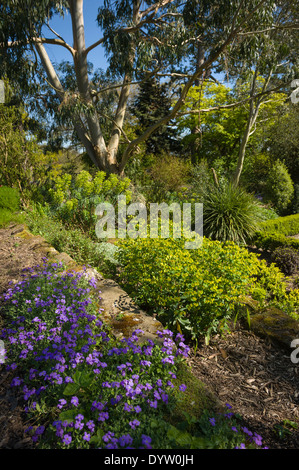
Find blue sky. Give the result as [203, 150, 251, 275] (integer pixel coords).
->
[44, 1, 108, 72]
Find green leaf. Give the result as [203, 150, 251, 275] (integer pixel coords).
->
[63, 382, 80, 396]
[59, 408, 84, 423]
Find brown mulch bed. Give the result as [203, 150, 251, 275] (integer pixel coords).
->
[187, 324, 299, 449]
[0, 224, 299, 449]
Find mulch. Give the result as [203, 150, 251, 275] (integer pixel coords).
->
[0, 224, 299, 449]
[187, 323, 299, 449]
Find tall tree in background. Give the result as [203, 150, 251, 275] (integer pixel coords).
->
[130, 78, 180, 156]
[0, 0, 298, 174]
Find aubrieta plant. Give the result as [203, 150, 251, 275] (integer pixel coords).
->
[0, 260, 190, 449]
[0, 260, 267, 449]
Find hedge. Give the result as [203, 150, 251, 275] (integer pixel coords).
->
[259, 213, 299, 237]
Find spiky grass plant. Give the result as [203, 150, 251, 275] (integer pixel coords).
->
[203, 183, 261, 245]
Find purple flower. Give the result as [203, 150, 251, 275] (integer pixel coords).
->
[141, 434, 152, 449]
[129, 419, 140, 430]
[209, 417, 216, 426]
[62, 434, 72, 446]
[98, 411, 109, 422]
[83, 432, 90, 442]
[179, 384, 187, 392]
[86, 420, 95, 432]
[118, 434, 133, 447]
[57, 398, 67, 409]
[71, 396, 79, 407]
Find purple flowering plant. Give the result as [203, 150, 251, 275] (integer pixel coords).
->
[0, 259, 267, 450]
[167, 404, 268, 449]
[0, 260, 191, 449]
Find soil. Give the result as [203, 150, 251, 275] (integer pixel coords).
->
[0, 224, 299, 450]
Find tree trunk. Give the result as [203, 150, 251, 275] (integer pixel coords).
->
[190, 43, 205, 165]
[232, 68, 273, 186]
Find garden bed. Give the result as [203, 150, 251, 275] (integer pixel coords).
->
[0, 225, 298, 449]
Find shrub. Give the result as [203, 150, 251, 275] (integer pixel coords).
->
[202, 183, 262, 245]
[271, 246, 299, 276]
[116, 237, 264, 342]
[252, 231, 299, 252]
[264, 160, 294, 214]
[47, 170, 132, 234]
[0, 208, 25, 228]
[259, 213, 299, 237]
[116, 236, 299, 340]
[0, 185, 20, 212]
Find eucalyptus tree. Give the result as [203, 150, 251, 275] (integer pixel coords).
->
[0, 0, 298, 175]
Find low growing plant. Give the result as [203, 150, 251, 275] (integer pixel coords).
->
[0, 185, 20, 212]
[116, 236, 299, 342]
[271, 246, 299, 276]
[0, 260, 191, 449]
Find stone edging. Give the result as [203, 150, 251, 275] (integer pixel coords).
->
[9, 224, 164, 345]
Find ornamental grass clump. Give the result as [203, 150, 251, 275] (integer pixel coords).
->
[0, 260, 191, 449]
[202, 183, 262, 245]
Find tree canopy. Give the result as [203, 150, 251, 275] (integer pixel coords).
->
[0, 0, 298, 174]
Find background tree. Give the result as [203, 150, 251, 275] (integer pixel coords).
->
[130, 78, 181, 156]
[0, 0, 298, 174]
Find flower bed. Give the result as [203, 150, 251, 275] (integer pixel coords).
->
[0, 259, 266, 449]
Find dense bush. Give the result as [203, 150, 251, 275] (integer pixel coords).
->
[259, 213, 299, 237]
[0, 185, 20, 212]
[264, 160, 294, 214]
[116, 237, 299, 340]
[271, 246, 299, 276]
[47, 170, 132, 234]
[202, 183, 262, 245]
[252, 231, 299, 252]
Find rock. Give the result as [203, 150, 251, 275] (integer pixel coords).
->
[250, 307, 299, 350]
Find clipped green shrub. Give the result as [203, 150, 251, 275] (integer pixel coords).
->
[0, 208, 25, 228]
[264, 160, 294, 214]
[0, 185, 20, 212]
[259, 213, 299, 237]
[252, 231, 299, 252]
[271, 246, 299, 276]
[202, 183, 262, 245]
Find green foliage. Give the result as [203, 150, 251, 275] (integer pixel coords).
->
[47, 170, 132, 235]
[116, 234, 299, 340]
[259, 213, 299, 237]
[167, 407, 264, 449]
[0, 185, 20, 211]
[25, 204, 117, 277]
[271, 246, 299, 276]
[0, 207, 25, 228]
[116, 237, 264, 342]
[202, 183, 262, 245]
[264, 160, 294, 214]
[253, 231, 299, 252]
[0, 104, 61, 203]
